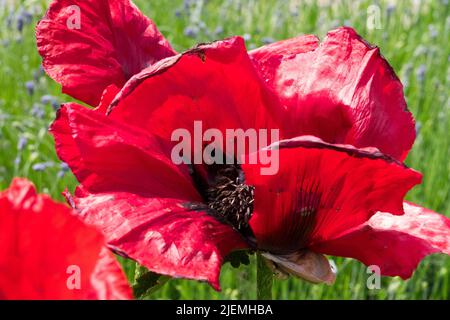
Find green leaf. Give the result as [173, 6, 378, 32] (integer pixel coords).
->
[133, 264, 170, 299]
[224, 250, 252, 268]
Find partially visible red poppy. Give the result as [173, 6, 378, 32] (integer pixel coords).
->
[49, 34, 450, 290]
[0, 178, 132, 300]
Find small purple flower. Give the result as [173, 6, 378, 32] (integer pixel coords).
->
[17, 136, 27, 151]
[16, 8, 31, 32]
[415, 121, 422, 135]
[428, 25, 438, 39]
[387, 4, 396, 16]
[20, 9, 33, 25]
[51, 100, 60, 110]
[184, 26, 199, 38]
[25, 81, 35, 96]
[40, 95, 53, 104]
[33, 65, 45, 81]
[6, 10, 14, 29]
[183, 0, 193, 10]
[416, 64, 426, 83]
[41, 95, 60, 110]
[57, 162, 70, 178]
[214, 26, 224, 36]
[17, 21, 25, 33]
[198, 21, 207, 30]
[31, 104, 45, 119]
[32, 162, 54, 172]
[262, 37, 275, 45]
[62, 162, 70, 170]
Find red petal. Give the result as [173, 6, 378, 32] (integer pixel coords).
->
[106, 36, 283, 144]
[311, 202, 450, 279]
[68, 190, 248, 291]
[50, 102, 248, 290]
[89, 248, 133, 300]
[0, 178, 131, 300]
[50, 103, 198, 200]
[36, 0, 175, 106]
[250, 34, 319, 87]
[95, 84, 121, 114]
[250, 27, 415, 161]
[242, 136, 422, 254]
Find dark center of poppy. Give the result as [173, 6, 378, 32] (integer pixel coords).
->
[188, 163, 255, 235]
[205, 165, 255, 230]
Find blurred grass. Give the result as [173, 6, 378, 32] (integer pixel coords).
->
[0, 0, 449, 299]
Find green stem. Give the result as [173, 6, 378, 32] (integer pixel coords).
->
[256, 253, 273, 300]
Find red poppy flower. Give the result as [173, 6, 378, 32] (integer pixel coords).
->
[0, 178, 132, 299]
[47, 23, 450, 290]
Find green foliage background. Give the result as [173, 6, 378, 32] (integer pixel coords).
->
[0, 0, 448, 299]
